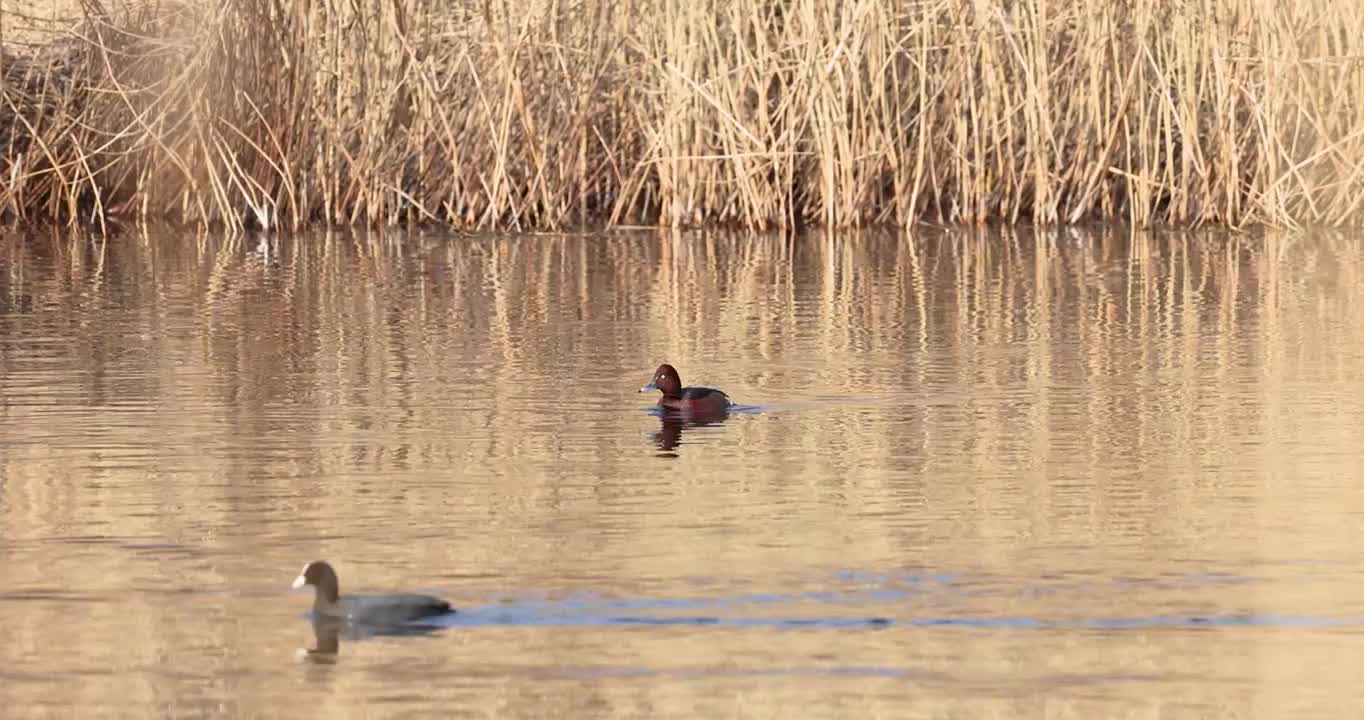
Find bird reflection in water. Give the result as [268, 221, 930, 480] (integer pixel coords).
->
[653, 407, 729, 456]
[301, 619, 342, 663]
[299, 618, 445, 663]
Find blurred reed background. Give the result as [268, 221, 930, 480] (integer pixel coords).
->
[3, 0, 1364, 231]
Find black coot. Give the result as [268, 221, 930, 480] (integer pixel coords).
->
[291, 560, 453, 625]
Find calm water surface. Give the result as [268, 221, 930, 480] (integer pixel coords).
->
[2, 227, 1364, 718]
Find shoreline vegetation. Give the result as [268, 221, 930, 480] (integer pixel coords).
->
[2, 1, 1364, 233]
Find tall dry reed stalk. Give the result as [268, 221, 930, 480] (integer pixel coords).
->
[3, 0, 1364, 231]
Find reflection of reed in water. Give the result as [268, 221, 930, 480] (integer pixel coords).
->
[2, 227, 1364, 716]
[2, 227, 1363, 463]
[2, 227, 1360, 487]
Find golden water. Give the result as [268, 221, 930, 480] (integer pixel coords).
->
[1, 227, 1363, 718]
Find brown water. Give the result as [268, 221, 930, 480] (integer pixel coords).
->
[2, 227, 1363, 718]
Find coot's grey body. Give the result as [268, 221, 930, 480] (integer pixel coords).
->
[318, 593, 451, 625]
[292, 560, 453, 626]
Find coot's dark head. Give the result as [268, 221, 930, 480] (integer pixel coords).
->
[640, 363, 683, 398]
[292, 560, 340, 603]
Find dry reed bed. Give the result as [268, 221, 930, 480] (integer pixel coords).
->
[2, 0, 1364, 231]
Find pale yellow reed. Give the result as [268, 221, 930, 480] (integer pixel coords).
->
[3, 0, 1364, 230]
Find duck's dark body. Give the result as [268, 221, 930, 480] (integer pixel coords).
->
[640, 364, 733, 415]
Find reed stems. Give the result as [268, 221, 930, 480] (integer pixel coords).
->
[3, 0, 1364, 231]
